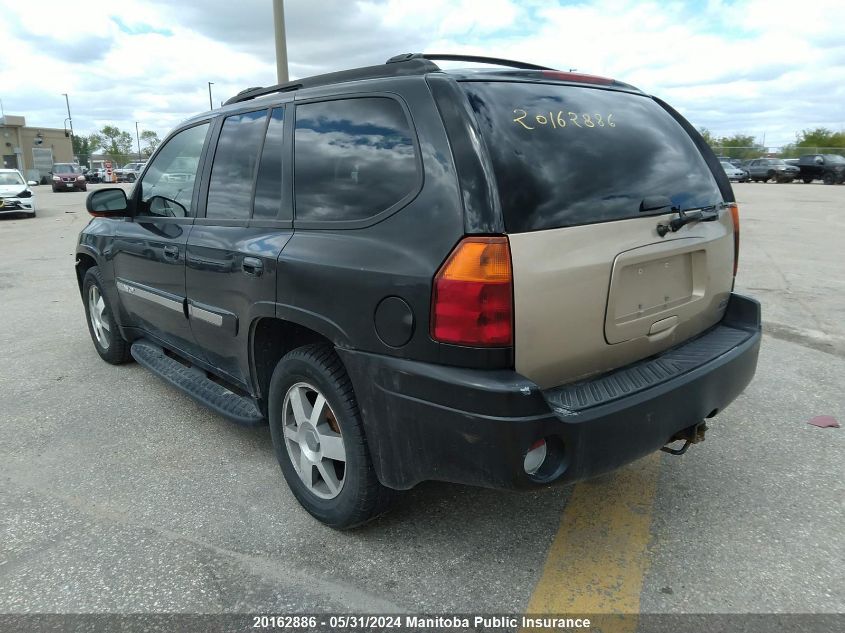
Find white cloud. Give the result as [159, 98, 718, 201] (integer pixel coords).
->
[0, 0, 843, 149]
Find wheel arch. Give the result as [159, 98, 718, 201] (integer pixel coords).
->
[250, 317, 338, 415]
[74, 249, 99, 296]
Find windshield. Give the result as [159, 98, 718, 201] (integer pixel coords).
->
[0, 172, 25, 186]
[461, 81, 721, 232]
[53, 164, 82, 174]
[823, 154, 845, 164]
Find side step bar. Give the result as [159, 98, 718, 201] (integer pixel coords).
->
[130, 340, 264, 426]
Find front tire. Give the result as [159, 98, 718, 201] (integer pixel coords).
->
[823, 172, 835, 185]
[82, 267, 132, 364]
[268, 344, 392, 529]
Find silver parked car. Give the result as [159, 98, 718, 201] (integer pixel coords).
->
[720, 161, 748, 183]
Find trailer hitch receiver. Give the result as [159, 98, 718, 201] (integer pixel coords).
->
[661, 422, 707, 456]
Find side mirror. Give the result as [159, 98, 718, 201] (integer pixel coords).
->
[147, 195, 188, 218]
[815, 157, 824, 165]
[86, 188, 131, 217]
[27, 180, 38, 186]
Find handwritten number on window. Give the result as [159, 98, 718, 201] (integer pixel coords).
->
[514, 109, 616, 131]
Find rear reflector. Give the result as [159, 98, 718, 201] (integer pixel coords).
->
[431, 237, 513, 347]
[728, 203, 740, 276]
[541, 70, 614, 85]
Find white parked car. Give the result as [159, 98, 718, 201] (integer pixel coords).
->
[0, 169, 37, 218]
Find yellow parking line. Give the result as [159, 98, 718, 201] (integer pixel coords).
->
[522, 453, 661, 633]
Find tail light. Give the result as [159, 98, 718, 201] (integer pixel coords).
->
[728, 203, 740, 276]
[431, 236, 513, 347]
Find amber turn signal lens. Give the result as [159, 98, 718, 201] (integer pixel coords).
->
[438, 238, 512, 282]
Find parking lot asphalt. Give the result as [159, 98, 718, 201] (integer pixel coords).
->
[0, 183, 842, 625]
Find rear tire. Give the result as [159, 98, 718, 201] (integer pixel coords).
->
[268, 344, 393, 529]
[82, 266, 132, 364]
[803, 177, 813, 184]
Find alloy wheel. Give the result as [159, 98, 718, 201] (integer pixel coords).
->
[282, 382, 347, 499]
[88, 285, 110, 349]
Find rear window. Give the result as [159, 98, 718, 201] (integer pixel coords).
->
[461, 82, 722, 233]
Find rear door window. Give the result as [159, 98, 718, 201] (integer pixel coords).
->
[206, 109, 268, 220]
[461, 82, 722, 233]
[293, 97, 418, 224]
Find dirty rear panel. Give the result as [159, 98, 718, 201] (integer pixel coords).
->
[462, 80, 732, 388]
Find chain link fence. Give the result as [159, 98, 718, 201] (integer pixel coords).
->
[710, 146, 845, 159]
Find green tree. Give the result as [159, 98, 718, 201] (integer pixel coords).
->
[89, 125, 133, 165]
[139, 130, 161, 158]
[713, 134, 764, 160]
[72, 135, 92, 165]
[793, 127, 845, 152]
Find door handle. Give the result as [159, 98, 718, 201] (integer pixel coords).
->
[242, 257, 263, 276]
[163, 245, 180, 261]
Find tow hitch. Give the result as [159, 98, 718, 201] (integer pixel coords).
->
[661, 422, 707, 456]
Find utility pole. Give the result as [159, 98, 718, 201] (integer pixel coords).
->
[273, 0, 289, 84]
[208, 82, 214, 110]
[135, 122, 142, 161]
[61, 93, 73, 138]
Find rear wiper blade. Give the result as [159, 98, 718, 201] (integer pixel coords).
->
[657, 205, 719, 237]
[640, 195, 679, 215]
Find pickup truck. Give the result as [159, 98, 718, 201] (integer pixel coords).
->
[115, 162, 146, 183]
[795, 154, 845, 184]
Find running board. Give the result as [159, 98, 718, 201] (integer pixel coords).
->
[130, 340, 264, 426]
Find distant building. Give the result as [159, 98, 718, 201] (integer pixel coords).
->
[0, 115, 74, 182]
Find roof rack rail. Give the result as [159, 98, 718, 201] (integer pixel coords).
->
[224, 53, 555, 106]
[223, 57, 438, 106]
[386, 53, 554, 71]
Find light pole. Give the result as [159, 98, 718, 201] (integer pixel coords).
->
[61, 93, 73, 138]
[135, 121, 142, 161]
[273, 0, 289, 84]
[208, 82, 214, 109]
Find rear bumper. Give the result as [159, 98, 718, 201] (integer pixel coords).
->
[339, 294, 761, 490]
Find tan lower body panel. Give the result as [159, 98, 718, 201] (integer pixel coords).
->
[510, 212, 735, 389]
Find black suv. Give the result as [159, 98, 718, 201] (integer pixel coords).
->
[795, 154, 845, 184]
[76, 54, 761, 528]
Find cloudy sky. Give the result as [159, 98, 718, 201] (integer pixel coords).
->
[1, 0, 843, 149]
